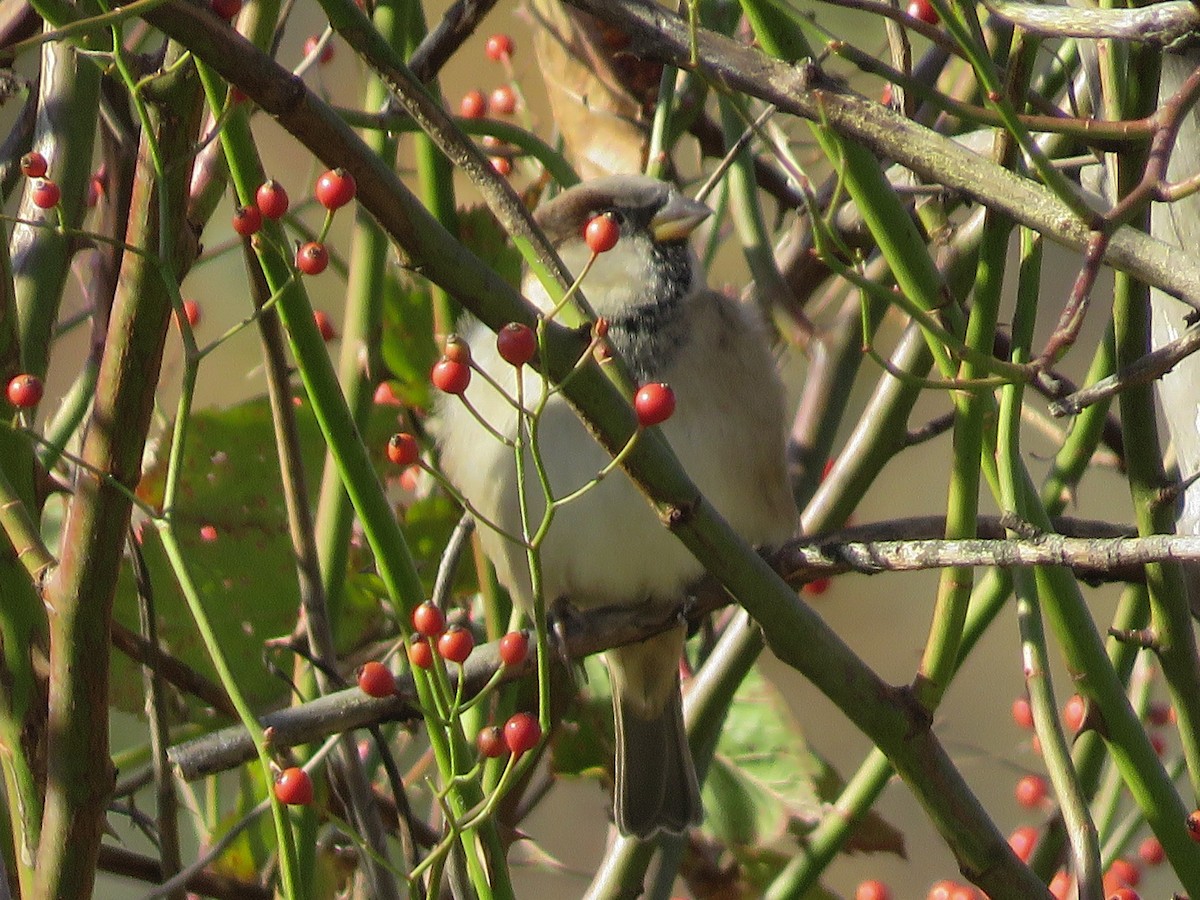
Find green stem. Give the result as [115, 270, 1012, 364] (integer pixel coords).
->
[915, 208, 1008, 706]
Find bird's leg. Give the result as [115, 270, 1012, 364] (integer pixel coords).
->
[547, 596, 583, 678]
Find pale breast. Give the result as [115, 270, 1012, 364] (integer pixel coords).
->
[436, 292, 794, 612]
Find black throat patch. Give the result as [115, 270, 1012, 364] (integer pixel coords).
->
[606, 241, 694, 382]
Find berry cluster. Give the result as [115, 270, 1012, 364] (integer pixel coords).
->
[404, 602, 529, 675]
[232, 169, 357, 284]
[20, 151, 60, 210]
[998, 690, 1180, 899]
[476, 712, 541, 758]
[456, 35, 520, 175]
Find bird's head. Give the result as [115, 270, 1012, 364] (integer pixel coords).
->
[530, 175, 713, 379]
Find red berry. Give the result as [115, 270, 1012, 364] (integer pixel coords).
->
[634, 382, 675, 426]
[199, 524, 218, 542]
[1015, 773, 1048, 808]
[499, 630, 529, 667]
[387, 433, 419, 466]
[399, 465, 420, 493]
[1106, 858, 1140, 888]
[374, 381, 403, 406]
[274, 767, 313, 805]
[1011, 696, 1034, 730]
[357, 660, 396, 698]
[856, 880, 892, 900]
[926, 881, 956, 900]
[31, 178, 60, 209]
[1063, 694, 1086, 733]
[946, 886, 976, 900]
[1107, 889, 1139, 900]
[490, 156, 512, 176]
[313, 309, 337, 341]
[485, 34, 514, 62]
[477, 725, 505, 758]
[503, 712, 541, 756]
[881, 83, 894, 106]
[460, 89, 487, 119]
[1008, 826, 1037, 862]
[1187, 809, 1200, 841]
[20, 151, 46, 178]
[489, 85, 517, 115]
[584, 213, 620, 254]
[443, 335, 471, 364]
[1048, 871, 1072, 900]
[296, 241, 329, 275]
[178, 299, 201, 328]
[1137, 836, 1164, 866]
[6, 374, 43, 408]
[431, 358, 471, 394]
[411, 601, 445, 638]
[1150, 732, 1166, 755]
[314, 168, 356, 210]
[802, 577, 831, 596]
[438, 625, 475, 664]
[256, 179, 289, 219]
[212, 0, 241, 20]
[86, 176, 102, 208]
[497, 322, 536, 367]
[1147, 701, 1173, 726]
[232, 203, 262, 236]
[906, 0, 938, 23]
[408, 636, 433, 669]
[303, 34, 334, 64]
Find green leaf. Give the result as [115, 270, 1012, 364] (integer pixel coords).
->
[401, 491, 473, 595]
[550, 655, 613, 778]
[111, 396, 400, 714]
[380, 273, 438, 410]
[703, 665, 824, 848]
[457, 204, 523, 291]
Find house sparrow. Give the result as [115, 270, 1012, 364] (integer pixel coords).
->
[437, 175, 796, 838]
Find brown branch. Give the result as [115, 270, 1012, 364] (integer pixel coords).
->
[408, 0, 501, 82]
[35, 77, 204, 899]
[776, 530, 1194, 585]
[96, 843, 271, 900]
[110, 620, 236, 718]
[1049, 319, 1200, 416]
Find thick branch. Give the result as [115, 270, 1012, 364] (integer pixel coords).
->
[984, 0, 1199, 44]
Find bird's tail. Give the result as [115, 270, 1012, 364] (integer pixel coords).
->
[606, 629, 703, 839]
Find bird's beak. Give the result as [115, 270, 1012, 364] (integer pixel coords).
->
[650, 194, 712, 242]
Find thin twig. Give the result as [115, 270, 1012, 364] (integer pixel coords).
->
[130, 532, 184, 900]
[96, 843, 271, 900]
[430, 512, 475, 610]
[1050, 320, 1200, 416]
[408, 0, 501, 83]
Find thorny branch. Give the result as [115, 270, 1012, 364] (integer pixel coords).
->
[1050, 320, 1200, 416]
